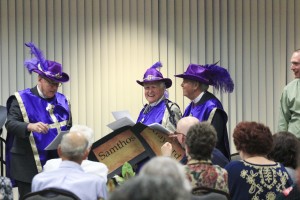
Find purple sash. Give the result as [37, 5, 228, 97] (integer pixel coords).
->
[18, 89, 70, 166]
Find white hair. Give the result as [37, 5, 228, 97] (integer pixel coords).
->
[70, 125, 94, 148]
[60, 132, 89, 160]
[140, 156, 192, 192]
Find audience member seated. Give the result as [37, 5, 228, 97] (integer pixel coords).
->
[43, 125, 108, 182]
[275, 139, 300, 200]
[0, 176, 13, 200]
[31, 131, 107, 200]
[108, 175, 191, 200]
[139, 156, 191, 192]
[184, 122, 229, 195]
[225, 121, 293, 200]
[268, 131, 300, 183]
[161, 116, 229, 168]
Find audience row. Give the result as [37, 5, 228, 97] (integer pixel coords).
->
[2, 119, 300, 200]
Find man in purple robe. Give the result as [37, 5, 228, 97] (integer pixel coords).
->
[174, 63, 234, 159]
[136, 62, 181, 133]
[5, 42, 72, 198]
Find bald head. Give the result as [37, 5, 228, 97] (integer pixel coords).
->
[176, 116, 199, 135]
[70, 125, 94, 148]
[58, 131, 89, 163]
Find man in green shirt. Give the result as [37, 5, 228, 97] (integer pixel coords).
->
[278, 49, 300, 137]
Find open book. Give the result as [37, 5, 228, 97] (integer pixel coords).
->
[107, 110, 171, 134]
[89, 123, 184, 178]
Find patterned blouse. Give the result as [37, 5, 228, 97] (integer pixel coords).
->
[185, 159, 229, 194]
[0, 176, 13, 200]
[225, 160, 293, 200]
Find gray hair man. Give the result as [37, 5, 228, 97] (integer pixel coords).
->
[32, 131, 107, 199]
[43, 125, 108, 182]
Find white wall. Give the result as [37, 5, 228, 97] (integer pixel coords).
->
[1, 0, 299, 152]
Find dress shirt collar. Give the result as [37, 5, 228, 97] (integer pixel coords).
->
[192, 91, 206, 104]
[59, 160, 84, 171]
[37, 84, 47, 98]
[149, 95, 165, 107]
[143, 95, 165, 114]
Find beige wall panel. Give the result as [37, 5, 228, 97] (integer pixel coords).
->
[1, 0, 9, 103]
[61, 0, 71, 101]
[219, 0, 230, 138]
[91, 0, 102, 137]
[85, 0, 94, 128]
[250, 0, 259, 122]
[287, 0, 296, 82]
[16, 0, 25, 91]
[173, 0, 184, 109]
[227, 0, 237, 133]
[257, 0, 267, 124]
[8, 0, 17, 95]
[69, 0, 79, 127]
[272, 0, 281, 128]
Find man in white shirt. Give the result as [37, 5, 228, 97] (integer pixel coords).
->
[43, 125, 108, 182]
[32, 130, 107, 200]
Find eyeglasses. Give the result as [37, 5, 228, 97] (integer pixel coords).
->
[169, 131, 186, 138]
[42, 77, 62, 87]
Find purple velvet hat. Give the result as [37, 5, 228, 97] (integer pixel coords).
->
[175, 62, 234, 93]
[24, 42, 69, 83]
[136, 62, 172, 88]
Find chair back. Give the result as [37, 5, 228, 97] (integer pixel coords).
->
[0, 105, 7, 176]
[192, 186, 230, 200]
[21, 188, 80, 200]
[0, 137, 6, 176]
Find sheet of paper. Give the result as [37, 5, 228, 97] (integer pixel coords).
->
[107, 117, 135, 130]
[148, 123, 171, 134]
[112, 110, 134, 121]
[44, 130, 69, 150]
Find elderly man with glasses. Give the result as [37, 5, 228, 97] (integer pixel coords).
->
[5, 42, 72, 198]
[161, 116, 229, 168]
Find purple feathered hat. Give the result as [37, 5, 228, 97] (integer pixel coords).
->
[175, 62, 234, 93]
[136, 62, 172, 88]
[24, 42, 69, 83]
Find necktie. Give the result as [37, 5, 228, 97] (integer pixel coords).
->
[191, 102, 195, 108]
[143, 105, 152, 114]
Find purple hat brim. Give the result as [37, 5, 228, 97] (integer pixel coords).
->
[33, 70, 69, 83]
[174, 74, 210, 85]
[136, 78, 172, 88]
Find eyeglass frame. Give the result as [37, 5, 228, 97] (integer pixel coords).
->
[169, 131, 186, 138]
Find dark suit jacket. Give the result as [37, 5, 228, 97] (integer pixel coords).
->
[5, 86, 71, 183]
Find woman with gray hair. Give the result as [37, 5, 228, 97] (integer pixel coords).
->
[139, 156, 191, 192]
